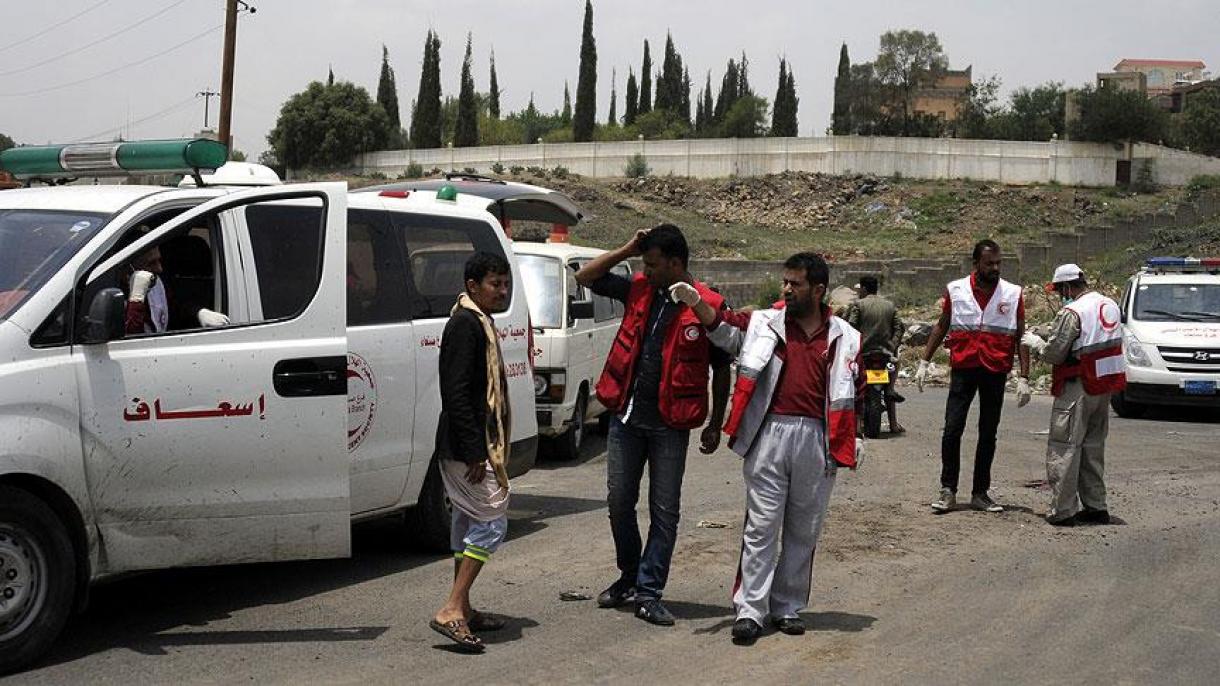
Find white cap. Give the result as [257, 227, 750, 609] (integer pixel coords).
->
[1051, 263, 1085, 284]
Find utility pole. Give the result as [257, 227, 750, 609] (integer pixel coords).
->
[217, 0, 241, 154]
[197, 89, 219, 129]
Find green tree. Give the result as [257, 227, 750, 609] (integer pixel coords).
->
[1179, 85, 1220, 156]
[410, 30, 443, 149]
[376, 45, 402, 142]
[488, 49, 501, 119]
[654, 32, 685, 115]
[713, 58, 740, 123]
[720, 95, 769, 138]
[1069, 84, 1167, 144]
[267, 80, 390, 169]
[954, 75, 1003, 139]
[832, 43, 852, 134]
[572, 0, 597, 142]
[608, 67, 618, 126]
[561, 82, 573, 125]
[680, 67, 692, 125]
[624, 69, 639, 125]
[455, 33, 479, 147]
[770, 58, 798, 136]
[0, 132, 14, 152]
[874, 29, 948, 135]
[696, 73, 714, 135]
[638, 40, 652, 115]
[1006, 83, 1066, 140]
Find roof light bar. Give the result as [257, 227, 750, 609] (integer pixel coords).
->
[0, 138, 228, 181]
[1144, 257, 1220, 270]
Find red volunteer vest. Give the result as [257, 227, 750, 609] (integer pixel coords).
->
[1051, 291, 1127, 397]
[595, 273, 724, 430]
[945, 276, 1022, 374]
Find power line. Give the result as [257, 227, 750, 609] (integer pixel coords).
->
[0, 0, 115, 55]
[0, 23, 224, 98]
[70, 94, 201, 143]
[0, 0, 190, 78]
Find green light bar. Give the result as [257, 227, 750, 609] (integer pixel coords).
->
[0, 138, 228, 180]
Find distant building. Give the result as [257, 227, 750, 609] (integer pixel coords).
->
[913, 65, 973, 122]
[1169, 79, 1220, 114]
[1113, 58, 1208, 97]
[1097, 71, 1147, 94]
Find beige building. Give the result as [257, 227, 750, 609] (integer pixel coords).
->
[913, 66, 973, 121]
[1113, 59, 1208, 97]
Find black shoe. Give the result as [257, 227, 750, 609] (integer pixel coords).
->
[596, 579, 635, 608]
[731, 618, 763, 644]
[1047, 513, 1077, 527]
[635, 599, 675, 626]
[773, 616, 806, 635]
[1076, 509, 1111, 525]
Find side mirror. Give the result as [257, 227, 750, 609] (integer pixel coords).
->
[83, 288, 127, 343]
[568, 300, 594, 321]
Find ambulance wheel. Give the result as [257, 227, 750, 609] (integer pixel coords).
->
[1110, 392, 1146, 419]
[0, 486, 76, 675]
[552, 394, 587, 462]
[404, 460, 453, 553]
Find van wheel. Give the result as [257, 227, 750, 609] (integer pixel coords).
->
[403, 460, 452, 553]
[552, 394, 587, 462]
[0, 486, 76, 676]
[1110, 392, 1146, 419]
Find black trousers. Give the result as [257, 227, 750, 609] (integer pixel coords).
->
[940, 367, 1008, 495]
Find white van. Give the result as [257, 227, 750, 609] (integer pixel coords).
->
[0, 141, 559, 672]
[513, 242, 630, 460]
[1113, 257, 1220, 417]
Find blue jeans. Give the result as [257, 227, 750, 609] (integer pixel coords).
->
[606, 415, 691, 600]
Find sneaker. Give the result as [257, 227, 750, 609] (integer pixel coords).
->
[1047, 514, 1077, 527]
[773, 616, 806, 635]
[1075, 509, 1111, 525]
[596, 579, 636, 608]
[731, 617, 763, 644]
[970, 492, 1004, 513]
[635, 598, 675, 626]
[931, 488, 956, 513]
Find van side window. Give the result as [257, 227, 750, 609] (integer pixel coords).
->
[394, 214, 508, 319]
[245, 203, 325, 320]
[347, 210, 411, 326]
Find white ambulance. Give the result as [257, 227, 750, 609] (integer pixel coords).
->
[1113, 257, 1220, 417]
[0, 141, 564, 672]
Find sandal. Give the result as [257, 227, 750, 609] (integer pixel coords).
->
[469, 611, 507, 632]
[429, 618, 485, 653]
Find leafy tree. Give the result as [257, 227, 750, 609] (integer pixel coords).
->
[608, 67, 617, 126]
[455, 33, 479, 147]
[874, 29, 948, 135]
[634, 109, 689, 139]
[1069, 84, 1167, 144]
[376, 45, 401, 136]
[488, 49, 501, 119]
[410, 30, 443, 149]
[229, 149, 247, 162]
[572, 0, 598, 142]
[561, 82, 572, 125]
[1006, 83, 1066, 141]
[720, 95, 769, 138]
[954, 75, 1003, 139]
[267, 80, 390, 169]
[624, 69, 639, 125]
[770, 58, 798, 136]
[638, 40, 652, 115]
[1180, 85, 1220, 156]
[0, 132, 14, 152]
[832, 43, 852, 134]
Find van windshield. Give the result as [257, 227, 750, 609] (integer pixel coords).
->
[1133, 283, 1220, 322]
[0, 209, 108, 320]
[517, 254, 564, 328]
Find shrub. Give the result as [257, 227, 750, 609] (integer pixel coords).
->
[526, 165, 547, 178]
[1132, 159, 1158, 194]
[625, 152, 650, 178]
[551, 165, 569, 179]
[428, 167, 443, 176]
[509, 165, 525, 175]
[1186, 174, 1220, 201]
[491, 161, 505, 175]
[400, 162, 424, 179]
[463, 167, 478, 175]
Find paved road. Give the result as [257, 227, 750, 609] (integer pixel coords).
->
[6, 389, 1219, 685]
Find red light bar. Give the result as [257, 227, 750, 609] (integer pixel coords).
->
[378, 190, 410, 199]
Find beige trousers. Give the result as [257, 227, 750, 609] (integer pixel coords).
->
[1046, 379, 1110, 521]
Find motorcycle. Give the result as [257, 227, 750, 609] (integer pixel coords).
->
[860, 352, 897, 439]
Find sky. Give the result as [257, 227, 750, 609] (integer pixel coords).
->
[2, 0, 1218, 157]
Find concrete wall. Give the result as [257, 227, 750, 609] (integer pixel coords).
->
[1133, 143, 1220, 186]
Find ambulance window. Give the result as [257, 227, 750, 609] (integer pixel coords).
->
[347, 209, 412, 326]
[245, 202, 325, 320]
[394, 215, 507, 319]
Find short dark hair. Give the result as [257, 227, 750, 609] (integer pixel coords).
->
[464, 251, 511, 284]
[783, 251, 829, 287]
[972, 239, 1001, 261]
[639, 224, 689, 267]
[859, 275, 880, 294]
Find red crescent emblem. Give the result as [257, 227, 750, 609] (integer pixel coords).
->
[1099, 302, 1119, 331]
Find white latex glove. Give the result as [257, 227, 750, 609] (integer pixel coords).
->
[197, 308, 230, 327]
[853, 437, 865, 471]
[915, 359, 931, 393]
[128, 270, 156, 303]
[1022, 331, 1048, 356]
[1016, 377, 1032, 408]
[668, 281, 701, 307]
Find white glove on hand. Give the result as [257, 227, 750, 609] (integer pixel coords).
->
[1016, 377, 1032, 408]
[1022, 331, 1048, 356]
[197, 308, 230, 327]
[128, 270, 156, 303]
[915, 359, 931, 393]
[668, 281, 701, 307]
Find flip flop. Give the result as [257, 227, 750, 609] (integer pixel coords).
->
[429, 618, 485, 653]
[469, 611, 507, 632]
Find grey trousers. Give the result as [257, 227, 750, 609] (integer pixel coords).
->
[1046, 379, 1110, 521]
[732, 415, 837, 623]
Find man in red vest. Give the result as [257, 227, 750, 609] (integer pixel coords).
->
[915, 240, 1031, 514]
[1022, 264, 1125, 526]
[575, 225, 731, 626]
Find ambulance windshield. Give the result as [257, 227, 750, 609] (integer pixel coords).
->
[0, 209, 107, 320]
[1134, 283, 1220, 322]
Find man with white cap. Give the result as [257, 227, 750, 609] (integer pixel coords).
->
[1022, 264, 1125, 526]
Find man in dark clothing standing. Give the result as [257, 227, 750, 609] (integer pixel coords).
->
[846, 275, 906, 433]
[575, 224, 731, 626]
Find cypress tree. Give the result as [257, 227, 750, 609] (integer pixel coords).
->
[787, 67, 799, 135]
[638, 40, 652, 115]
[561, 82, 572, 125]
[488, 49, 501, 119]
[608, 67, 617, 126]
[701, 72, 714, 133]
[771, 59, 798, 137]
[655, 33, 677, 112]
[455, 33, 479, 147]
[327, 65, 335, 86]
[410, 30, 443, 149]
[572, 0, 597, 141]
[680, 66, 692, 125]
[376, 45, 401, 133]
[624, 68, 638, 125]
[832, 43, 851, 134]
[714, 59, 739, 122]
[738, 52, 752, 98]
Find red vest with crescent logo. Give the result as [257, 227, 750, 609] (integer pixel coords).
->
[595, 273, 725, 430]
[945, 276, 1022, 374]
[1051, 291, 1127, 397]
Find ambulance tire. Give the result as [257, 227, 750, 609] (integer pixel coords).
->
[1109, 392, 1146, 419]
[552, 394, 587, 462]
[0, 486, 76, 676]
[404, 460, 453, 553]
